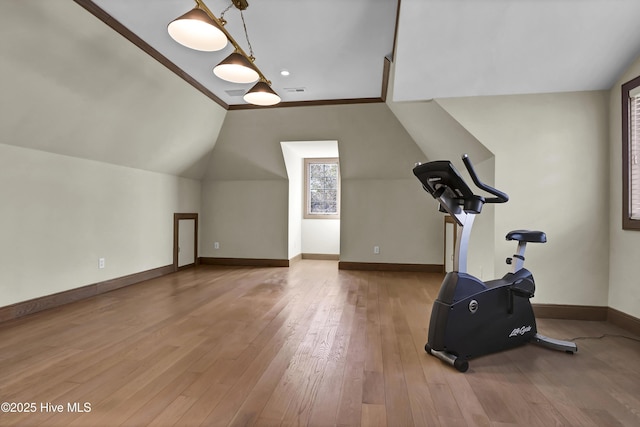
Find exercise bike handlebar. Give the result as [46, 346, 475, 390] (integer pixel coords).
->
[461, 154, 509, 203]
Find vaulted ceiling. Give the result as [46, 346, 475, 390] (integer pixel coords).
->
[83, 0, 640, 108]
[86, 0, 398, 108]
[4, 0, 640, 181]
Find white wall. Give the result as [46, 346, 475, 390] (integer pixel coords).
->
[280, 143, 303, 259]
[609, 54, 640, 319]
[0, 143, 201, 307]
[302, 219, 340, 255]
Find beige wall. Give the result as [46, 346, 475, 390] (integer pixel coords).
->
[200, 103, 443, 264]
[438, 91, 610, 306]
[201, 180, 289, 259]
[0, 143, 201, 307]
[340, 179, 440, 263]
[463, 157, 497, 280]
[3, 1, 637, 319]
[0, 1, 226, 180]
[609, 55, 640, 319]
[385, 61, 497, 277]
[0, 1, 215, 307]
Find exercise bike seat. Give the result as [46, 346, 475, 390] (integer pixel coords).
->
[506, 230, 546, 243]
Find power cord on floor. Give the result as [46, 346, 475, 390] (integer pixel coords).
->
[567, 333, 640, 343]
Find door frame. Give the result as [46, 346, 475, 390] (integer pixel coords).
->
[173, 213, 198, 271]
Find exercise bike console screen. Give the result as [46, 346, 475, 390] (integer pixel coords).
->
[413, 160, 474, 201]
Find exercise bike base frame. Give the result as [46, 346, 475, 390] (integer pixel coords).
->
[427, 347, 469, 373]
[532, 333, 577, 353]
[425, 332, 577, 372]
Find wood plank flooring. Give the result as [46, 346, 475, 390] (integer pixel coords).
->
[0, 260, 639, 426]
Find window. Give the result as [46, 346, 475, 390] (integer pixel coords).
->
[304, 158, 340, 219]
[622, 75, 640, 230]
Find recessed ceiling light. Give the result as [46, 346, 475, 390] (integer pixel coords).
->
[280, 69, 290, 76]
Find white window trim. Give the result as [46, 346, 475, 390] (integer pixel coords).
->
[304, 158, 340, 220]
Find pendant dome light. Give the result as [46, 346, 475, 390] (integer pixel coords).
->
[213, 52, 259, 84]
[243, 81, 281, 106]
[167, 7, 227, 52]
[167, 0, 281, 106]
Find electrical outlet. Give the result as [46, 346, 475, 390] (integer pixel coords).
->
[374, 246, 380, 254]
[214, 242, 220, 250]
[99, 258, 105, 269]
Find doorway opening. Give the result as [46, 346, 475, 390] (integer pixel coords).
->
[280, 141, 340, 261]
[173, 213, 198, 271]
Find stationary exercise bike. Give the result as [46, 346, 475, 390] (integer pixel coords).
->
[413, 154, 577, 372]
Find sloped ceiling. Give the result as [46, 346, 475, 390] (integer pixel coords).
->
[394, 0, 640, 101]
[0, 1, 226, 179]
[89, 0, 398, 107]
[81, 0, 640, 106]
[4, 0, 640, 180]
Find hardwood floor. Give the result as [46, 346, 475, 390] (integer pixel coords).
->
[0, 260, 639, 426]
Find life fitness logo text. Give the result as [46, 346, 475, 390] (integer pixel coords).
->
[509, 325, 532, 337]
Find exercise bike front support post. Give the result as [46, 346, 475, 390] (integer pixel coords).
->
[454, 213, 475, 274]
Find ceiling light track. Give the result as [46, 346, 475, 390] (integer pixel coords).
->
[168, 0, 280, 106]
